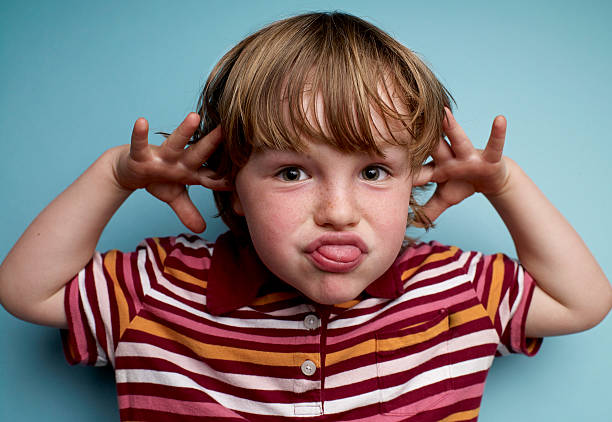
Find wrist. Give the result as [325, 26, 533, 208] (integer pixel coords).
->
[102, 145, 137, 195]
[484, 157, 519, 200]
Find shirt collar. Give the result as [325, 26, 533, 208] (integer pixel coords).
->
[206, 231, 405, 316]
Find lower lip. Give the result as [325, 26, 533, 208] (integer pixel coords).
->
[307, 250, 365, 273]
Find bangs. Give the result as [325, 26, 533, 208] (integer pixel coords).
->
[212, 12, 451, 170]
[242, 25, 415, 155]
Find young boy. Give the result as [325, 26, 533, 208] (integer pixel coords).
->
[0, 11, 610, 421]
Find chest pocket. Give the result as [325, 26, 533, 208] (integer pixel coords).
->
[376, 308, 452, 416]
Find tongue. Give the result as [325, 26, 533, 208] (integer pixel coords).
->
[317, 245, 361, 263]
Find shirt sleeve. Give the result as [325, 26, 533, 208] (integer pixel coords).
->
[467, 251, 542, 356]
[60, 237, 171, 366]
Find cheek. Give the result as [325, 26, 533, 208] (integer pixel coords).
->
[368, 185, 412, 224]
[241, 191, 308, 244]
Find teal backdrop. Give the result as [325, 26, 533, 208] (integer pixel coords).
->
[1, 1, 611, 420]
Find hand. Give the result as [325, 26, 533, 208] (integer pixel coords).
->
[114, 113, 230, 233]
[414, 108, 510, 223]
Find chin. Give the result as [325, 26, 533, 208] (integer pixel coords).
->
[307, 280, 363, 306]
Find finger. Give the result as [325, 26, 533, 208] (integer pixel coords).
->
[443, 108, 475, 159]
[431, 137, 454, 162]
[183, 125, 224, 169]
[167, 189, 207, 233]
[418, 191, 451, 224]
[160, 113, 201, 160]
[130, 117, 150, 161]
[482, 115, 507, 163]
[413, 162, 435, 186]
[197, 167, 233, 191]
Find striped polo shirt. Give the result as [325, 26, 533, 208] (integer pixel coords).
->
[62, 231, 541, 421]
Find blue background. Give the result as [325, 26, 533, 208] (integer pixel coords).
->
[1, 1, 611, 420]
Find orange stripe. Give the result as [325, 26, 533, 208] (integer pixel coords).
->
[449, 304, 487, 329]
[327, 316, 449, 366]
[103, 251, 129, 337]
[377, 316, 449, 352]
[334, 299, 360, 309]
[401, 246, 459, 281]
[152, 238, 167, 262]
[164, 267, 208, 288]
[130, 316, 318, 367]
[485, 254, 505, 323]
[439, 407, 480, 421]
[526, 338, 539, 354]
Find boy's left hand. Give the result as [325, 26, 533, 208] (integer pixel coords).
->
[414, 108, 510, 222]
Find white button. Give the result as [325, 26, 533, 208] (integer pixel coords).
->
[303, 314, 320, 330]
[301, 360, 316, 376]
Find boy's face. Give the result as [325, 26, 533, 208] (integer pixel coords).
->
[233, 134, 414, 305]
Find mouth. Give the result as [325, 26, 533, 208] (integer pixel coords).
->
[304, 232, 368, 273]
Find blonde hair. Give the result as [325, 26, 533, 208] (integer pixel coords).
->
[192, 11, 452, 235]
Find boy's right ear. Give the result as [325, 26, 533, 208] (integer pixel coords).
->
[232, 192, 245, 216]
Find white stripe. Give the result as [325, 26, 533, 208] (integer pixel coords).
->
[137, 249, 152, 294]
[265, 304, 316, 317]
[92, 253, 115, 366]
[174, 235, 214, 254]
[498, 288, 511, 331]
[116, 369, 320, 417]
[497, 342, 511, 356]
[465, 251, 482, 286]
[509, 264, 524, 319]
[79, 254, 107, 366]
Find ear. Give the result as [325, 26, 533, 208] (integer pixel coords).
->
[232, 191, 245, 216]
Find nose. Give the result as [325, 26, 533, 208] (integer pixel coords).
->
[313, 181, 360, 229]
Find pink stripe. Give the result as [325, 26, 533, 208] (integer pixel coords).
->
[122, 253, 141, 312]
[68, 276, 89, 361]
[327, 289, 474, 346]
[510, 270, 535, 354]
[170, 252, 211, 271]
[118, 394, 243, 418]
[474, 254, 492, 299]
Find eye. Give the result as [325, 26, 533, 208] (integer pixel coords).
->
[360, 165, 390, 181]
[276, 166, 309, 182]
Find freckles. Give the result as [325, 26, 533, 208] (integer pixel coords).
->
[256, 198, 305, 231]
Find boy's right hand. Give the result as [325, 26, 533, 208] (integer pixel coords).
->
[114, 113, 230, 233]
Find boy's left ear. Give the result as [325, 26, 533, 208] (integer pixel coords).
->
[232, 192, 245, 216]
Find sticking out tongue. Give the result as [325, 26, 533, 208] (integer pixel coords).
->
[316, 245, 362, 263]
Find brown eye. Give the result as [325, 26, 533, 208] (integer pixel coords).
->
[277, 167, 307, 182]
[360, 166, 388, 181]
